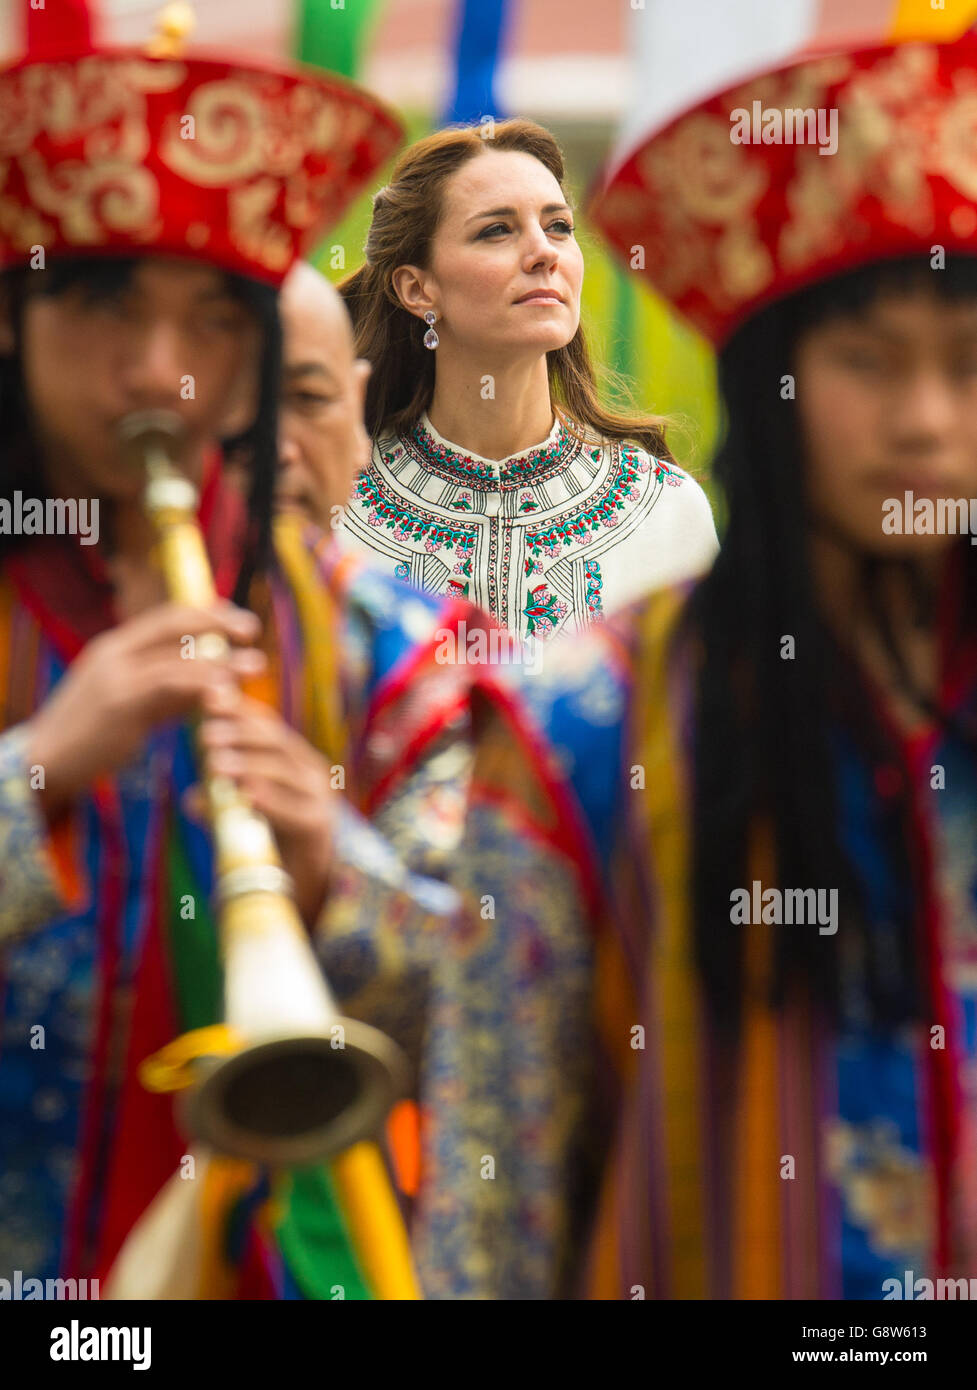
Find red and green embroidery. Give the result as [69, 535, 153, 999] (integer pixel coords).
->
[355, 471, 472, 553]
[407, 418, 574, 489]
[522, 582, 570, 638]
[526, 449, 649, 556]
[453, 537, 474, 579]
[654, 457, 683, 487]
[360, 440, 677, 617]
[584, 559, 604, 622]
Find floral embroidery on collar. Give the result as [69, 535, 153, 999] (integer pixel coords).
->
[401, 415, 579, 491]
[654, 456, 684, 487]
[354, 470, 473, 554]
[526, 447, 656, 556]
[355, 440, 676, 572]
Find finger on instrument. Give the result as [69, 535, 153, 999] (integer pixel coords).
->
[199, 703, 294, 754]
[115, 601, 261, 656]
[230, 775, 330, 834]
[130, 652, 252, 718]
[203, 746, 313, 792]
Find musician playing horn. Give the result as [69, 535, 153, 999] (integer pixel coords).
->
[0, 0, 450, 1300]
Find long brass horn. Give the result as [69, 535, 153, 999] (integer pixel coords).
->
[119, 409, 408, 1167]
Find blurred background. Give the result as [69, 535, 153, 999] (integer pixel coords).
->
[6, 0, 975, 483]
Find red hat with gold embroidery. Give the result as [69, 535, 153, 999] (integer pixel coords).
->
[0, 0, 402, 286]
[589, 33, 977, 346]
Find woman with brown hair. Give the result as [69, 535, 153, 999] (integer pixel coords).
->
[337, 119, 718, 641]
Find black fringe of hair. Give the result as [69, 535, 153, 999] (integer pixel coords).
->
[688, 254, 977, 1036]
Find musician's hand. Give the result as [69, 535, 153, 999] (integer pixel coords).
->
[197, 686, 337, 927]
[25, 602, 265, 819]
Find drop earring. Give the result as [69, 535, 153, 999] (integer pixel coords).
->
[423, 310, 439, 350]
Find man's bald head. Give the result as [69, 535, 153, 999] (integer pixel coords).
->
[277, 260, 371, 530]
[281, 261, 356, 366]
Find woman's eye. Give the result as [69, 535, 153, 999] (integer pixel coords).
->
[549, 219, 574, 235]
[477, 222, 510, 239]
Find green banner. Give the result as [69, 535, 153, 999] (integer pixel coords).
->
[297, 0, 383, 78]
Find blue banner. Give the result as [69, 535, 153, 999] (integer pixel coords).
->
[443, 0, 511, 124]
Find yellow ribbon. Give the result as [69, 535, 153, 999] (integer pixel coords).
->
[139, 1023, 243, 1094]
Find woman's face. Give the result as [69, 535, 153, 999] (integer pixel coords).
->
[398, 148, 584, 360]
[795, 287, 977, 557]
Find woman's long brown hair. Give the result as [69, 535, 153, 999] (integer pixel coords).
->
[339, 118, 672, 459]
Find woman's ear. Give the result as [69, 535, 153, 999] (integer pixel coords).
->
[391, 264, 437, 318]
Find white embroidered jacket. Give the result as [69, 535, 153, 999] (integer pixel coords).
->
[339, 410, 719, 640]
